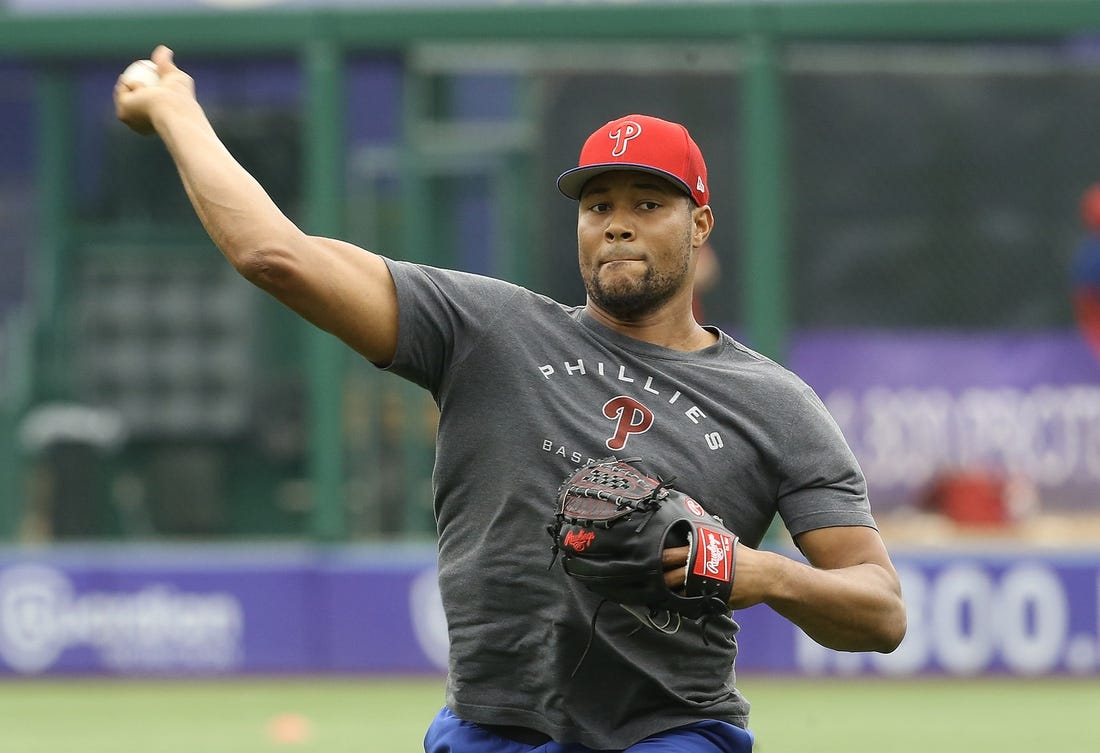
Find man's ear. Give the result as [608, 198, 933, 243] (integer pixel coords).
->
[692, 205, 714, 247]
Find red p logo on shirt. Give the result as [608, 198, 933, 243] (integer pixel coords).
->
[602, 396, 653, 451]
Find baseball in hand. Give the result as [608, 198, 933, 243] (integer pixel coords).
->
[121, 59, 160, 86]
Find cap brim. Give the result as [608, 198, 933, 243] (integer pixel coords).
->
[556, 164, 693, 201]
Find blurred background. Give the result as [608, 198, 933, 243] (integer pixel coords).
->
[2, 0, 1100, 726]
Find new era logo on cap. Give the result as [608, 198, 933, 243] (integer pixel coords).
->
[557, 114, 709, 206]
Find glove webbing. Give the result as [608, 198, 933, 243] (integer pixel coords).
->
[546, 467, 673, 568]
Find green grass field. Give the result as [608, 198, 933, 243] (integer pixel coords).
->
[2, 675, 1098, 752]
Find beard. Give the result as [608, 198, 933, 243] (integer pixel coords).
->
[584, 255, 690, 320]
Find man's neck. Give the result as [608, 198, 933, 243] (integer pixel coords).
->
[584, 302, 718, 352]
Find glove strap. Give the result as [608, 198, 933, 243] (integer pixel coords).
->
[570, 598, 611, 678]
[619, 603, 682, 635]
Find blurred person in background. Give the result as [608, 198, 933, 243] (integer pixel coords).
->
[115, 45, 905, 753]
[1072, 183, 1100, 362]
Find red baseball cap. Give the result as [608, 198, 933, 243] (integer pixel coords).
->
[557, 114, 709, 206]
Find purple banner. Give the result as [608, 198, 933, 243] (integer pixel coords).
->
[0, 545, 446, 675]
[737, 551, 1100, 676]
[2, 544, 1098, 678]
[789, 330, 1100, 512]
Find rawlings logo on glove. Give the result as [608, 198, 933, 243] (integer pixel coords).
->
[547, 457, 738, 638]
[563, 529, 597, 552]
[695, 526, 736, 581]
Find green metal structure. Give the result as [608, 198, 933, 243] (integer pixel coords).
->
[2, 1, 1099, 540]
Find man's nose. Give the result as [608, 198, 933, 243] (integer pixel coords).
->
[604, 213, 635, 241]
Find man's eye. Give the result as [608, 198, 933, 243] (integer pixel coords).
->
[639, 201, 660, 210]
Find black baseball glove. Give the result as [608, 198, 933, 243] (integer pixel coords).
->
[547, 457, 738, 636]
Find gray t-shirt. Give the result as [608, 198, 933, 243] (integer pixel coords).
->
[383, 258, 875, 749]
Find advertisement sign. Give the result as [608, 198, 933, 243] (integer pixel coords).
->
[738, 552, 1100, 676]
[2, 545, 1097, 678]
[790, 331, 1100, 511]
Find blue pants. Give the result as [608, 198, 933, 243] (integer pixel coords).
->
[424, 707, 754, 752]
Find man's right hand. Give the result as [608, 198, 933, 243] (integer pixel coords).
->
[114, 45, 194, 136]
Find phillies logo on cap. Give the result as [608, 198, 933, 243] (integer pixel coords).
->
[609, 120, 643, 157]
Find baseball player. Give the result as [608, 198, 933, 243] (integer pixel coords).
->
[1072, 183, 1100, 361]
[115, 46, 906, 753]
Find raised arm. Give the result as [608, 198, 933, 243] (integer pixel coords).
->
[113, 45, 398, 365]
